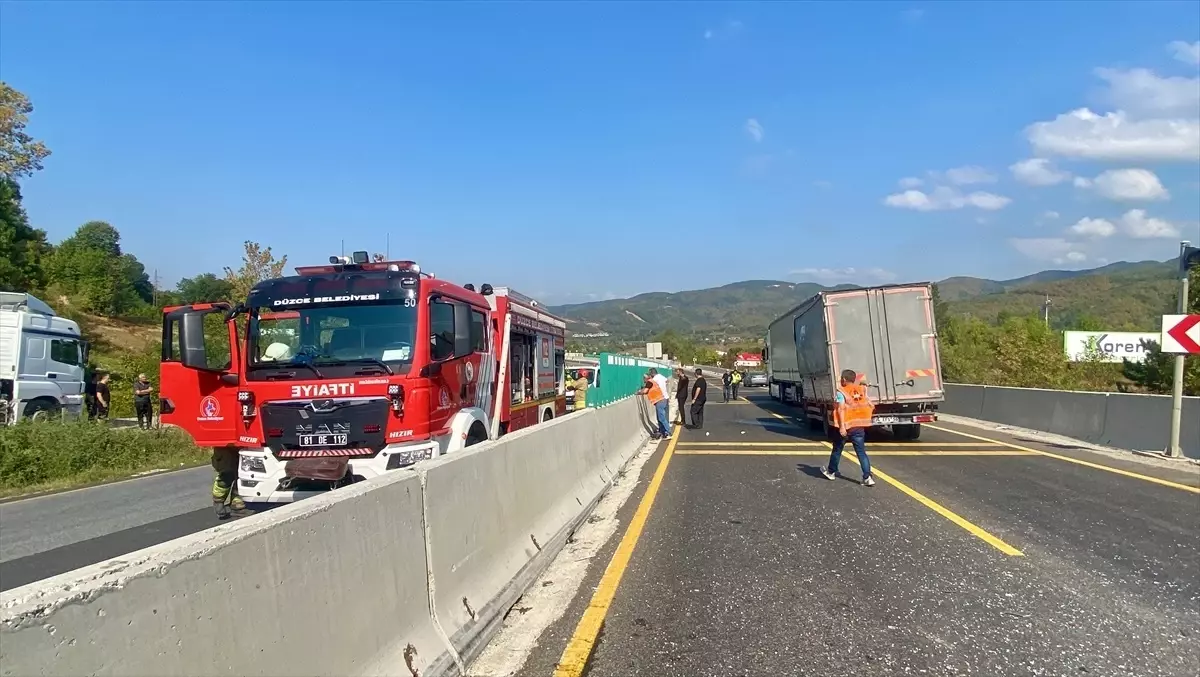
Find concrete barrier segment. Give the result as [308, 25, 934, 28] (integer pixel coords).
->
[0, 470, 444, 677]
[0, 396, 652, 677]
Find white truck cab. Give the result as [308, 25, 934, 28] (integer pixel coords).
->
[0, 292, 87, 424]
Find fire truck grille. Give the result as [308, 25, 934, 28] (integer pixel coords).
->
[261, 398, 389, 455]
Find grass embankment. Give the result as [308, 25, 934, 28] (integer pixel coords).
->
[0, 421, 209, 499]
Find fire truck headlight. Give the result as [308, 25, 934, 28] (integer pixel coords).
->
[240, 455, 266, 474]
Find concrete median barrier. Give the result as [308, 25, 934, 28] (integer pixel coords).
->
[0, 472, 444, 677]
[944, 383, 1200, 458]
[0, 396, 650, 676]
[422, 396, 646, 666]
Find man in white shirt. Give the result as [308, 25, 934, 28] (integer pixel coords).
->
[647, 368, 669, 413]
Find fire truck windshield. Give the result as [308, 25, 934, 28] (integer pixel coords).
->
[247, 301, 418, 380]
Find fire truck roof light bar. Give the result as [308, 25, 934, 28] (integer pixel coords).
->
[295, 259, 431, 277]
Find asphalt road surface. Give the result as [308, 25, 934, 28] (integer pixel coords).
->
[0, 466, 230, 591]
[517, 391, 1200, 677]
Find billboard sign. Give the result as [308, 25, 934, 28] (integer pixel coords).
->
[645, 342, 663, 359]
[1063, 331, 1159, 363]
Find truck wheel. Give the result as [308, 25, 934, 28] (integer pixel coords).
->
[465, 422, 488, 447]
[23, 399, 60, 422]
[894, 424, 921, 441]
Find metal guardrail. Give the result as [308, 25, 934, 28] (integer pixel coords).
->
[942, 383, 1199, 459]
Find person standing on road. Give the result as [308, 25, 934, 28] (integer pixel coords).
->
[133, 373, 154, 429]
[721, 370, 732, 402]
[822, 369, 876, 487]
[690, 368, 708, 429]
[674, 368, 690, 427]
[731, 370, 743, 400]
[640, 373, 672, 440]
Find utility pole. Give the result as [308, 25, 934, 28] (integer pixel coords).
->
[1166, 240, 1194, 458]
[153, 268, 159, 308]
[1042, 296, 1052, 327]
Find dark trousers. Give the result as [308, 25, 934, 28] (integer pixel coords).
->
[731, 383, 740, 400]
[135, 398, 153, 428]
[676, 396, 688, 426]
[828, 427, 871, 480]
[690, 401, 705, 429]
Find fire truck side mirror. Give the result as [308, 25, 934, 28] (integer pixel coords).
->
[178, 311, 227, 373]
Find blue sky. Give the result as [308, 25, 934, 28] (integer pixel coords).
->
[3, 1, 1198, 304]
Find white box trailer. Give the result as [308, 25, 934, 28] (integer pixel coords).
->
[0, 292, 88, 424]
[765, 283, 944, 440]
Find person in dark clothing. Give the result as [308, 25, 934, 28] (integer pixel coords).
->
[721, 371, 732, 402]
[133, 373, 154, 429]
[84, 372, 99, 421]
[94, 373, 111, 420]
[674, 368, 690, 427]
[690, 368, 708, 429]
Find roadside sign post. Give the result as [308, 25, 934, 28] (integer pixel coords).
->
[1162, 242, 1198, 457]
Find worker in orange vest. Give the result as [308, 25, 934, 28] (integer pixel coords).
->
[640, 373, 672, 440]
[821, 369, 876, 486]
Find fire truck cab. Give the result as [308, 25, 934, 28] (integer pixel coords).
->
[159, 252, 566, 504]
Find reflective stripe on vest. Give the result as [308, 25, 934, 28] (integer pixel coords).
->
[645, 381, 666, 405]
[835, 383, 874, 429]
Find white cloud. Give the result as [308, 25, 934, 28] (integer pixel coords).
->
[1169, 40, 1200, 66]
[1073, 176, 1093, 188]
[1069, 217, 1116, 238]
[1095, 67, 1200, 120]
[745, 118, 764, 142]
[1043, 210, 1060, 220]
[1063, 251, 1088, 263]
[1023, 45, 1200, 162]
[1118, 209, 1180, 238]
[1010, 158, 1072, 186]
[790, 267, 898, 284]
[938, 165, 997, 185]
[1087, 168, 1170, 201]
[1026, 108, 1200, 161]
[883, 186, 1011, 211]
[898, 176, 924, 188]
[1009, 237, 1079, 261]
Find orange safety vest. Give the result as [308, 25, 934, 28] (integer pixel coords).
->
[645, 380, 667, 405]
[834, 382, 874, 430]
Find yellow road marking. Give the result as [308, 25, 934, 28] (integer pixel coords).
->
[676, 450, 1036, 457]
[836, 453, 1025, 556]
[553, 426, 680, 676]
[762, 410, 1025, 555]
[678, 441, 826, 447]
[927, 424, 1200, 494]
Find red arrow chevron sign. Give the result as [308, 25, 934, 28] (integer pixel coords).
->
[1161, 314, 1200, 355]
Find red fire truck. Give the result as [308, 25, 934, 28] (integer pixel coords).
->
[159, 252, 567, 504]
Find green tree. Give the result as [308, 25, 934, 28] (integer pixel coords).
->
[0, 178, 50, 291]
[0, 83, 52, 179]
[177, 273, 235, 304]
[48, 221, 152, 316]
[224, 241, 287, 302]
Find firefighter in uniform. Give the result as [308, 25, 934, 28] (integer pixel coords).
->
[212, 446, 245, 511]
[821, 369, 876, 487]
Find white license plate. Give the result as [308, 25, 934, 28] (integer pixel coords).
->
[298, 433, 348, 447]
[873, 416, 901, 425]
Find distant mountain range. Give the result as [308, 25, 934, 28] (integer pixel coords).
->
[550, 259, 1180, 342]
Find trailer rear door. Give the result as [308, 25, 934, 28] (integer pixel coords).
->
[827, 286, 941, 403]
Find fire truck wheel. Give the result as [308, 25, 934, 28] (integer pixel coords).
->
[465, 422, 488, 447]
